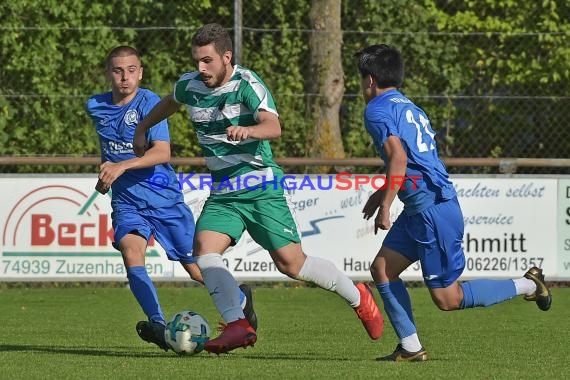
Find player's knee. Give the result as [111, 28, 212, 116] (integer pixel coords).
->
[121, 247, 145, 266]
[370, 258, 387, 281]
[370, 258, 398, 282]
[369, 258, 381, 276]
[275, 260, 299, 278]
[433, 296, 462, 311]
[192, 232, 231, 255]
[435, 302, 456, 311]
[272, 247, 305, 278]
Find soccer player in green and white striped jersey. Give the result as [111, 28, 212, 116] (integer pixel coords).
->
[133, 23, 383, 354]
[173, 64, 282, 194]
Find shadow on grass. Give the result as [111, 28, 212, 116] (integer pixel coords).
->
[238, 352, 442, 362]
[229, 350, 359, 361]
[0, 344, 177, 358]
[0, 344, 402, 362]
[238, 354, 353, 361]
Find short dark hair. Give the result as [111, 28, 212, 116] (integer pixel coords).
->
[191, 23, 233, 56]
[354, 44, 404, 88]
[105, 45, 141, 69]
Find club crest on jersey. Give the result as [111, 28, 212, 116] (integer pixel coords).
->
[124, 109, 139, 126]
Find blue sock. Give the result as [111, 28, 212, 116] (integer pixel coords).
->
[239, 288, 246, 309]
[376, 282, 417, 339]
[389, 279, 415, 325]
[127, 266, 165, 325]
[460, 279, 517, 309]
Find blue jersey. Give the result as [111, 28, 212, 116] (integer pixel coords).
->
[86, 88, 183, 210]
[364, 89, 455, 214]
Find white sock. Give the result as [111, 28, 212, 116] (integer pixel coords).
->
[297, 255, 360, 307]
[196, 253, 244, 323]
[512, 277, 536, 296]
[401, 333, 423, 353]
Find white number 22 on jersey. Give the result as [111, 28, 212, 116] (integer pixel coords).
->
[406, 109, 435, 152]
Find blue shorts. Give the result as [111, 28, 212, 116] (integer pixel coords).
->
[112, 202, 196, 264]
[383, 197, 465, 288]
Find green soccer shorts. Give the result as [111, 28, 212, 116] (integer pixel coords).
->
[195, 187, 301, 252]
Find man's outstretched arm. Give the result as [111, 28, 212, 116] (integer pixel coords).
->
[133, 94, 181, 157]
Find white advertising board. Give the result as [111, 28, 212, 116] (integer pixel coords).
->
[557, 179, 570, 278]
[0, 175, 565, 281]
[449, 177, 557, 279]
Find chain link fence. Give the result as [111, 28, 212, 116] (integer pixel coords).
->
[1, 0, 568, 174]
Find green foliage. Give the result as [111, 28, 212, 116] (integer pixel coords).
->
[341, 0, 467, 169]
[0, 0, 568, 173]
[429, 0, 570, 158]
[241, 0, 311, 159]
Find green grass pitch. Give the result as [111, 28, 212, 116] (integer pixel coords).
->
[0, 285, 568, 379]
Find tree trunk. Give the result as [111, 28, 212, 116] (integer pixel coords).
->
[307, 0, 345, 173]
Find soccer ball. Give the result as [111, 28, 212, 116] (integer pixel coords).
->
[165, 311, 211, 355]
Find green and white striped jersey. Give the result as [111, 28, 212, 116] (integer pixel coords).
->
[173, 65, 283, 194]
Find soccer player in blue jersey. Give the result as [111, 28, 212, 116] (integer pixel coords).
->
[133, 24, 383, 354]
[86, 45, 256, 351]
[355, 44, 552, 361]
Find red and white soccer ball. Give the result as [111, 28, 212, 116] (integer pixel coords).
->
[164, 310, 211, 355]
